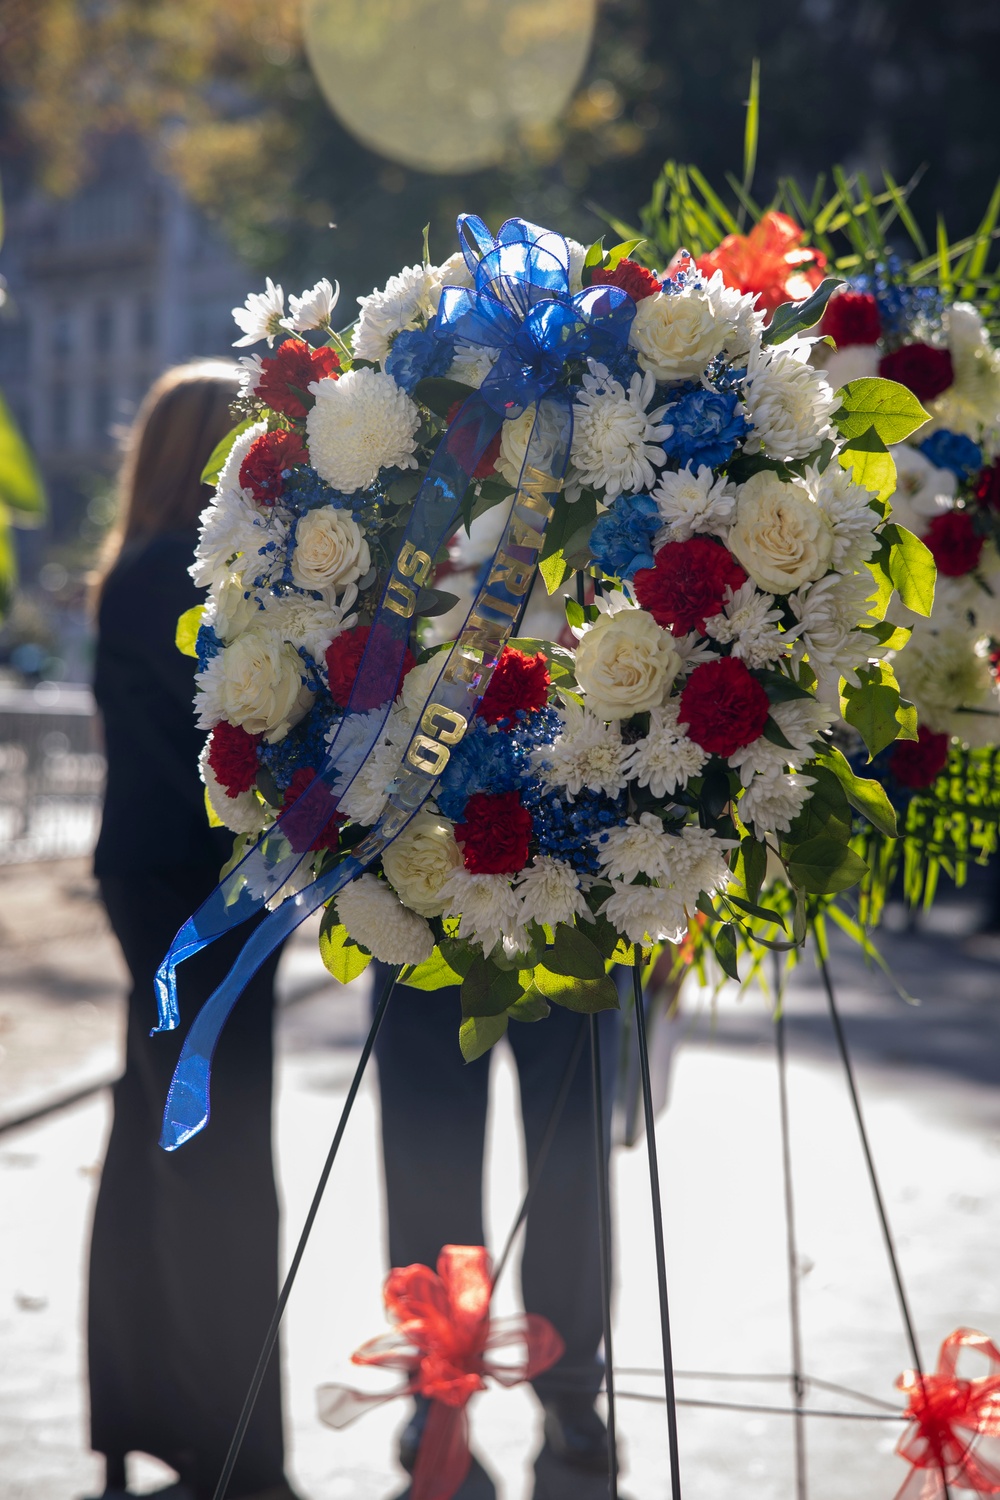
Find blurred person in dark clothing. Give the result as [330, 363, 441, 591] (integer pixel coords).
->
[87, 364, 295, 1500]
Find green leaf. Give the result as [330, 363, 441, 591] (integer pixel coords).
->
[459, 1013, 508, 1062]
[762, 715, 795, 750]
[787, 835, 869, 895]
[319, 912, 373, 983]
[200, 418, 256, 487]
[841, 663, 907, 759]
[785, 764, 852, 845]
[541, 923, 607, 980]
[585, 912, 623, 960]
[726, 894, 787, 927]
[714, 922, 741, 981]
[539, 549, 569, 594]
[176, 605, 203, 659]
[565, 597, 585, 629]
[460, 955, 523, 1018]
[204, 785, 224, 829]
[415, 586, 460, 618]
[532, 968, 620, 1013]
[754, 667, 813, 703]
[507, 990, 551, 1023]
[833, 378, 929, 447]
[838, 426, 897, 504]
[0, 394, 46, 517]
[740, 57, 761, 219]
[583, 236, 606, 272]
[819, 746, 898, 838]
[412, 376, 477, 418]
[605, 237, 645, 270]
[398, 946, 464, 991]
[763, 277, 843, 345]
[437, 938, 477, 978]
[882, 523, 936, 617]
[737, 835, 768, 904]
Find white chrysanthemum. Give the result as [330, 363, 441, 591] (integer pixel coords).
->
[594, 812, 677, 883]
[446, 341, 498, 390]
[892, 624, 999, 742]
[353, 264, 437, 363]
[199, 743, 266, 836]
[717, 281, 767, 362]
[261, 585, 358, 661]
[237, 354, 265, 398]
[515, 856, 591, 930]
[887, 444, 957, 535]
[217, 419, 269, 504]
[629, 276, 735, 383]
[803, 462, 880, 573]
[532, 698, 627, 797]
[232, 278, 285, 347]
[744, 337, 838, 460]
[307, 368, 420, 493]
[566, 238, 588, 293]
[703, 581, 787, 668]
[192, 501, 285, 592]
[728, 699, 835, 786]
[652, 464, 737, 543]
[620, 701, 708, 797]
[424, 251, 475, 311]
[788, 573, 879, 701]
[739, 771, 816, 839]
[668, 823, 735, 905]
[399, 658, 444, 719]
[438, 868, 522, 956]
[570, 362, 671, 499]
[282, 278, 340, 333]
[336, 873, 434, 965]
[196, 628, 313, 740]
[670, 631, 721, 677]
[822, 343, 880, 392]
[325, 705, 389, 794]
[599, 881, 688, 946]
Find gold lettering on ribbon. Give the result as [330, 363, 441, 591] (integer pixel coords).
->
[396, 542, 433, 586]
[420, 702, 467, 746]
[406, 733, 451, 778]
[384, 579, 417, 618]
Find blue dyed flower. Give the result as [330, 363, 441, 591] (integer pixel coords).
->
[281, 464, 352, 514]
[436, 717, 531, 820]
[852, 262, 944, 343]
[385, 317, 456, 393]
[520, 782, 627, 875]
[590, 493, 661, 579]
[660, 387, 749, 470]
[919, 429, 983, 480]
[257, 699, 340, 792]
[195, 624, 222, 672]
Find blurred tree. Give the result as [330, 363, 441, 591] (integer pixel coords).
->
[0, 175, 46, 611]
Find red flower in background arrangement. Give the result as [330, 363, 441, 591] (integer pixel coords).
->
[239, 429, 309, 504]
[444, 399, 502, 480]
[878, 343, 954, 403]
[325, 624, 416, 711]
[477, 647, 550, 727]
[588, 257, 661, 302]
[922, 510, 984, 577]
[456, 791, 532, 874]
[207, 720, 261, 795]
[634, 537, 747, 636]
[975, 459, 1000, 512]
[889, 725, 950, 790]
[679, 657, 771, 758]
[281, 766, 344, 851]
[695, 211, 828, 319]
[819, 290, 882, 347]
[256, 337, 340, 420]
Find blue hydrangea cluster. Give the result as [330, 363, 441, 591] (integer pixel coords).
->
[919, 429, 983, 479]
[435, 709, 555, 820]
[195, 624, 223, 672]
[853, 261, 943, 343]
[660, 386, 750, 469]
[520, 783, 627, 875]
[589, 493, 660, 579]
[257, 699, 340, 793]
[281, 464, 353, 515]
[386, 316, 457, 392]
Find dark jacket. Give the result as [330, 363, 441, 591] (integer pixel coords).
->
[93, 530, 232, 876]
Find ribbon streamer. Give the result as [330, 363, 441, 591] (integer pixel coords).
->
[895, 1327, 1000, 1498]
[318, 1245, 564, 1500]
[154, 216, 635, 1149]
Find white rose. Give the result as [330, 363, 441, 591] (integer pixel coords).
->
[198, 627, 313, 740]
[209, 575, 255, 642]
[496, 401, 573, 492]
[629, 284, 729, 383]
[382, 812, 464, 917]
[729, 471, 834, 595]
[291, 506, 370, 591]
[575, 608, 681, 721]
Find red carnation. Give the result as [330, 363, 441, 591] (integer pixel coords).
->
[239, 429, 309, 504]
[325, 624, 415, 711]
[256, 337, 340, 420]
[589, 257, 661, 302]
[679, 657, 771, 758]
[281, 767, 344, 852]
[477, 647, 550, 727]
[207, 720, 261, 796]
[878, 343, 954, 403]
[820, 290, 882, 347]
[456, 790, 533, 875]
[922, 510, 984, 577]
[445, 399, 502, 480]
[889, 724, 950, 790]
[975, 459, 1000, 512]
[634, 538, 747, 636]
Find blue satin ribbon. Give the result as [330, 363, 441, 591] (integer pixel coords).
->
[155, 216, 634, 1150]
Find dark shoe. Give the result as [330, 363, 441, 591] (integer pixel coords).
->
[390, 1457, 496, 1499]
[81, 1487, 195, 1500]
[395, 1397, 496, 1498]
[541, 1395, 615, 1475]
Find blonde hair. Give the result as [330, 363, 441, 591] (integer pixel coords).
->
[97, 359, 239, 594]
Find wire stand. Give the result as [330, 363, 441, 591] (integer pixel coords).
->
[211, 963, 401, 1500]
[632, 957, 683, 1500]
[591, 1013, 620, 1498]
[773, 955, 808, 1500]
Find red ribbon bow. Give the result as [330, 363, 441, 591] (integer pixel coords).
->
[318, 1244, 564, 1500]
[895, 1328, 1000, 1498]
[693, 210, 828, 319]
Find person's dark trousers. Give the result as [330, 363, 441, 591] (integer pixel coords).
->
[91, 865, 285, 1500]
[372, 966, 619, 1402]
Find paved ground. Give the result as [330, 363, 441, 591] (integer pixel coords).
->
[2, 858, 1000, 1499]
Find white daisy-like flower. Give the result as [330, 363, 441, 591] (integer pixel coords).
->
[594, 812, 677, 883]
[739, 771, 816, 840]
[192, 499, 286, 591]
[670, 631, 721, 677]
[788, 572, 880, 701]
[233, 278, 286, 347]
[703, 580, 788, 668]
[199, 743, 267, 836]
[532, 698, 627, 798]
[652, 464, 737, 543]
[514, 856, 591, 930]
[599, 880, 688, 946]
[728, 734, 789, 784]
[728, 700, 833, 788]
[438, 868, 522, 956]
[326, 706, 393, 800]
[261, 585, 359, 662]
[424, 251, 475, 311]
[336, 873, 435, 965]
[446, 341, 499, 390]
[717, 282, 766, 362]
[398, 657, 445, 720]
[237, 354, 265, 398]
[571, 362, 672, 498]
[802, 462, 880, 573]
[892, 623, 999, 742]
[307, 368, 420, 493]
[887, 444, 957, 534]
[217, 418, 269, 505]
[620, 701, 708, 797]
[282, 278, 340, 333]
[668, 823, 736, 907]
[743, 336, 838, 460]
[926, 337, 1000, 443]
[353, 264, 436, 363]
